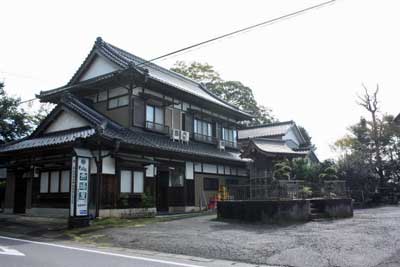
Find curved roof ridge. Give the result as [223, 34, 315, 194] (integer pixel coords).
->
[242, 120, 294, 130]
[101, 40, 251, 115]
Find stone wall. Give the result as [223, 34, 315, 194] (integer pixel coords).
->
[218, 198, 354, 223]
[217, 200, 310, 223]
[311, 198, 353, 218]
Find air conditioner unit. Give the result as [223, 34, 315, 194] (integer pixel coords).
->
[181, 130, 190, 143]
[218, 140, 226, 151]
[171, 128, 181, 142]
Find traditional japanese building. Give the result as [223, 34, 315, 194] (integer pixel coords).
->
[238, 121, 318, 179]
[0, 37, 251, 218]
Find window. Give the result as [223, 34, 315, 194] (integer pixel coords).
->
[133, 171, 144, 193]
[120, 170, 144, 193]
[40, 170, 70, 193]
[60, 170, 70, 193]
[169, 167, 184, 187]
[50, 171, 60, 193]
[40, 172, 49, 193]
[222, 127, 237, 147]
[194, 119, 213, 142]
[120, 170, 132, 193]
[146, 105, 165, 132]
[146, 105, 164, 124]
[204, 178, 219, 191]
[108, 95, 129, 109]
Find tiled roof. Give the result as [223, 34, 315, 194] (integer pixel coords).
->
[251, 138, 309, 156]
[238, 121, 294, 139]
[39, 37, 251, 119]
[1, 94, 246, 163]
[395, 113, 400, 124]
[0, 128, 95, 152]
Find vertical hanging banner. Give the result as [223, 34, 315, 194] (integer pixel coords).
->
[70, 156, 76, 217]
[75, 157, 90, 216]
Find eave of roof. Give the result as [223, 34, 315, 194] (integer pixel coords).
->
[2, 94, 247, 163]
[243, 138, 309, 158]
[38, 37, 252, 120]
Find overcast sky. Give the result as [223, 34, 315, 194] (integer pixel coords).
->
[1, 0, 399, 160]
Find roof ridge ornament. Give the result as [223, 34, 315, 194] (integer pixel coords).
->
[95, 36, 103, 47]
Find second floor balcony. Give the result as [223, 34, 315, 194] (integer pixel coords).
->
[146, 121, 169, 134]
[193, 133, 217, 144]
[223, 140, 238, 149]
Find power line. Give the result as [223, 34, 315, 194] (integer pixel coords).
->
[137, 0, 336, 67]
[16, 0, 336, 105]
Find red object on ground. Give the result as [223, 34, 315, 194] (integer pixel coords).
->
[208, 196, 217, 209]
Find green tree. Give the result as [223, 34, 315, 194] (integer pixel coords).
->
[0, 82, 32, 143]
[297, 125, 316, 149]
[273, 159, 292, 180]
[0, 82, 49, 144]
[171, 61, 274, 125]
[334, 86, 400, 194]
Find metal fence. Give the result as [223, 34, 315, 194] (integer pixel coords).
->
[226, 179, 349, 201]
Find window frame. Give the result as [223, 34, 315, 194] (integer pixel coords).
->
[107, 94, 129, 110]
[39, 170, 70, 194]
[119, 169, 145, 194]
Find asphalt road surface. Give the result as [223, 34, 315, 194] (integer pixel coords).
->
[0, 235, 268, 267]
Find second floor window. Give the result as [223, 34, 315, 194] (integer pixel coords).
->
[146, 105, 164, 125]
[108, 95, 129, 109]
[146, 104, 166, 132]
[194, 119, 213, 143]
[222, 127, 237, 146]
[194, 119, 212, 137]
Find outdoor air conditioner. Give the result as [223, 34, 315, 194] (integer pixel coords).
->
[218, 140, 226, 151]
[181, 130, 190, 144]
[171, 128, 181, 142]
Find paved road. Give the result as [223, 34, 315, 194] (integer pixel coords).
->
[97, 206, 400, 267]
[0, 235, 269, 267]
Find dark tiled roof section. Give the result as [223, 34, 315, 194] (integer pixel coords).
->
[251, 138, 308, 156]
[39, 70, 124, 98]
[123, 128, 245, 162]
[67, 37, 251, 119]
[69, 95, 246, 162]
[68, 95, 246, 162]
[238, 121, 294, 139]
[0, 128, 95, 153]
[1, 94, 246, 162]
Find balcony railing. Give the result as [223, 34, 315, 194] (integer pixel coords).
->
[222, 140, 238, 149]
[146, 121, 169, 134]
[193, 133, 216, 144]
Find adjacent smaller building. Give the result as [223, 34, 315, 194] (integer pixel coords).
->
[238, 121, 318, 180]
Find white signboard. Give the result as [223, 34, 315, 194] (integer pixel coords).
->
[70, 156, 76, 217]
[75, 157, 90, 216]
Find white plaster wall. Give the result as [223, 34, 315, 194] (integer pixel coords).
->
[90, 150, 116, 175]
[283, 128, 300, 146]
[45, 111, 89, 133]
[79, 56, 119, 81]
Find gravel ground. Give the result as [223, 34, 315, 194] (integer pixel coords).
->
[96, 206, 400, 267]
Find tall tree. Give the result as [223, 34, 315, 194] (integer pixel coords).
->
[0, 82, 32, 143]
[171, 61, 274, 125]
[0, 82, 49, 144]
[335, 85, 400, 190]
[357, 85, 385, 186]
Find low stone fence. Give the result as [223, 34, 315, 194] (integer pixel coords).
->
[217, 198, 353, 223]
[310, 198, 353, 218]
[217, 199, 310, 223]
